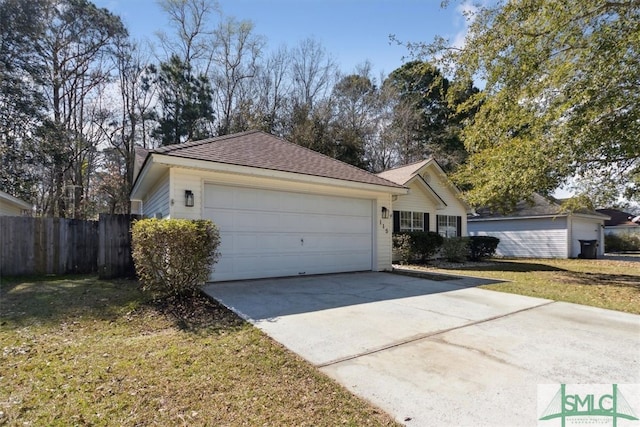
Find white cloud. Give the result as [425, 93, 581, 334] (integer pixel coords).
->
[451, 1, 481, 49]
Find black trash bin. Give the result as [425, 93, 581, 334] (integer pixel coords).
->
[578, 239, 598, 259]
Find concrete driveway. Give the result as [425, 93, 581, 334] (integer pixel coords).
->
[204, 272, 640, 426]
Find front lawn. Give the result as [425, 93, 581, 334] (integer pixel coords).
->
[0, 276, 397, 426]
[406, 258, 640, 314]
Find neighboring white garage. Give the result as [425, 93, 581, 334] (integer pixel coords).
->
[203, 184, 373, 281]
[130, 130, 407, 281]
[0, 190, 32, 216]
[468, 193, 610, 258]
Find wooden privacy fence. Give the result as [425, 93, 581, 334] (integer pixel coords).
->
[0, 214, 139, 278]
[97, 214, 140, 279]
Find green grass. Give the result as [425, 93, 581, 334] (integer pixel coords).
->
[0, 276, 397, 426]
[419, 258, 640, 314]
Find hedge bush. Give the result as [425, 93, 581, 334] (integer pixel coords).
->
[131, 218, 221, 298]
[441, 237, 470, 263]
[468, 235, 500, 261]
[604, 233, 640, 252]
[392, 233, 412, 264]
[393, 231, 444, 263]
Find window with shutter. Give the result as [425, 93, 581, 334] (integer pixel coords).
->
[397, 211, 427, 232]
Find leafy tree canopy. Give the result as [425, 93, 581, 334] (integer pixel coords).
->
[150, 54, 214, 145]
[410, 0, 640, 211]
[383, 61, 477, 171]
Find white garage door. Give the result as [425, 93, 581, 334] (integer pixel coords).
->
[204, 184, 373, 281]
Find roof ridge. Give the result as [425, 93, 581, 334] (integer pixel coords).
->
[260, 131, 403, 187]
[144, 130, 405, 189]
[153, 130, 261, 153]
[380, 157, 432, 173]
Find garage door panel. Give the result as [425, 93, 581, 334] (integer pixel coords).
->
[309, 233, 370, 248]
[234, 211, 282, 231]
[204, 184, 373, 281]
[236, 191, 277, 210]
[207, 210, 235, 228]
[204, 185, 234, 208]
[232, 233, 284, 251]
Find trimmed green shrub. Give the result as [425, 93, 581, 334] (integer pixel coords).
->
[605, 233, 640, 252]
[131, 218, 221, 298]
[393, 231, 444, 263]
[392, 233, 412, 264]
[469, 235, 500, 261]
[442, 237, 470, 263]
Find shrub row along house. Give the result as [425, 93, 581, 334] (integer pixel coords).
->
[130, 131, 610, 282]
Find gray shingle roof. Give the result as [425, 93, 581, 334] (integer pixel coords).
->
[597, 208, 640, 227]
[376, 159, 431, 185]
[471, 193, 608, 219]
[151, 130, 403, 188]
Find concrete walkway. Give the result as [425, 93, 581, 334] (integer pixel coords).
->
[204, 272, 640, 426]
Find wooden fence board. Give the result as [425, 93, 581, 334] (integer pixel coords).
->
[0, 214, 140, 278]
[1, 216, 103, 277]
[97, 214, 139, 279]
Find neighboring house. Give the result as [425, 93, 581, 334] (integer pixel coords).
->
[596, 208, 640, 237]
[468, 193, 610, 258]
[0, 190, 32, 216]
[130, 130, 407, 282]
[376, 159, 473, 237]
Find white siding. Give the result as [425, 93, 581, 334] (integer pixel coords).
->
[168, 167, 394, 273]
[468, 217, 568, 258]
[392, 168, 468, 235]
[0, 202, 25, 216]
[376, 193, 393, 269]
[427, 169, 468, 217]
[142, 173, 170, 218]
[570, 216, 605, 257]
[392, 182, 438, 215]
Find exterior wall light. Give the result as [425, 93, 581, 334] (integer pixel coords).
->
[381, 206, 389, 219]
[185, 190, 194, 207]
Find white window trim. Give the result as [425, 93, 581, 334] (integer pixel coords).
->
[437, 215, 459, 238]
[399, 211, 425, 232]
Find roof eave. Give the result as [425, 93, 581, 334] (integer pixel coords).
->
[469, 212, 609, 222]
[0, 191, 32, 210]
[130, 154, 170, 200]
[406, 175, 447, 209]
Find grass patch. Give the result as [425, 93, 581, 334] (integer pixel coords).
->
[0, 276, 397, 426]
[410, 258, 640, 314]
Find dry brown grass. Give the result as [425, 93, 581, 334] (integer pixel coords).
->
[0, 276, 398, 426]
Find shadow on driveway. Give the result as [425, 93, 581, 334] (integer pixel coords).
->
[204, 271, 502, 320]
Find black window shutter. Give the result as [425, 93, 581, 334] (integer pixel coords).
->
[436, 215, 440, 234]
[456, 216, 462, 237]
[393, 211, 400, 233]
[424, 213, 429, 232]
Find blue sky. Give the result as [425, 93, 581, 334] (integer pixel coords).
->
[94, 0, 470, 77]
